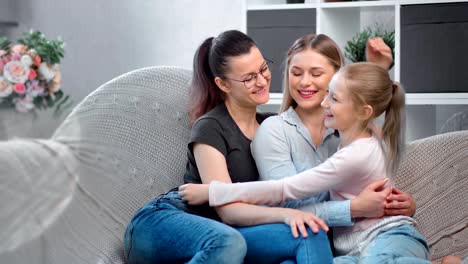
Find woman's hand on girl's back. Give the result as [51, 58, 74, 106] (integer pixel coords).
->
[385, 188, 417, 216]
[351, 178, 391, 218]
[281, 208, 329, 238]
[178, 183, 209, 205]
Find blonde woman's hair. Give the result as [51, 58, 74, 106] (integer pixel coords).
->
[280, 34, 344, 113]
[341, 62, 406, 176]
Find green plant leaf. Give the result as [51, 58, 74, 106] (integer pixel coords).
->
[0, 36, 11, 53]
[18, 30, 65, 65]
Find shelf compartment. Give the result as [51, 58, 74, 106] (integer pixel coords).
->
[400, 0, 468, 5]
[247, 8, 317, 93]
[318, 5, 395, 79]
[264, 93, 468, 105]
[320, 0, 395, 8]
[400, 3, 468, 93]
[405, 93, 468, 105]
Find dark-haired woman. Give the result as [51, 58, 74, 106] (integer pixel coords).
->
[123, 30, 333, 264]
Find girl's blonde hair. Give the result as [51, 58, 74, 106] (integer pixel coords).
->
[280, 34, 344, 113]
[341, 62, 406, 175]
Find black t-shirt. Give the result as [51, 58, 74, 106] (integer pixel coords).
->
[181, 103, 273, 219]
[184, 103, 272, 184]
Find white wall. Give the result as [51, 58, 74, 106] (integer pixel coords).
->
[4, 0, 245, 138]
[3, 0, 467, 140]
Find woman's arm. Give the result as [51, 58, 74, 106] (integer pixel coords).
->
[207, 145, 366, 207]
[185, 143, 327, 237]
[251, 117, 353, 226]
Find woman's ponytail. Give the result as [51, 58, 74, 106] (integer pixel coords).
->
[188, 37, 224, 125]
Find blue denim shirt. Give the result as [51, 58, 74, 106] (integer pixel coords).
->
[251, 107, 353, 227]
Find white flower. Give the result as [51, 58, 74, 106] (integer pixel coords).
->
[3, 61, 29, 83]
[21, 55, 33, 67]
[38, 62, 56, 81]
[0, 77, 13, 97]
[14, 95, 34, 112]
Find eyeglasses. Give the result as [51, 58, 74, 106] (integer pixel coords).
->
[224, 59, 273, 89]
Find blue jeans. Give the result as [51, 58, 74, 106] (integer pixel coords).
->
[334, 224, 430, 264]
[124, 191, 333, 264]
[237, 224, 333, 264]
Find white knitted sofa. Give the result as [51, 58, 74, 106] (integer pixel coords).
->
[0, 66, 466, 263]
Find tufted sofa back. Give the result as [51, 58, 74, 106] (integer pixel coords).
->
[51, 66, 192, 263]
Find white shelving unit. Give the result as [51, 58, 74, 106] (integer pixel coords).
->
[245, 0, 468, 106]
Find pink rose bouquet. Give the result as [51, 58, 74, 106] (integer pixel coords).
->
[0, 30, 69, 113]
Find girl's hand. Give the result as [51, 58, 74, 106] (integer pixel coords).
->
[385, 188, 416, 216]
[351, 178, 391, 218]
[366, 37, 393, 70]
[178, 183, 209, 205]
[282, 208, 329, 238]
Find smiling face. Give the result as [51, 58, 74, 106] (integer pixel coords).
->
[288, 49, 337, 112]
[321, 73, 362, 132]
[221, 46, 271, 107]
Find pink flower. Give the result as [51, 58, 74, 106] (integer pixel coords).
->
[3, 61, 29, 83]
[3, 55, 12, 64]
[34, 55, 42, 66]
[12, 44, 28, 54]
[14, 83, 26, 94]
[11, 52, 21, 61]
[0, 77, 13, 97]
[0, 50, 6, 56]
[28, 69, 37, 80]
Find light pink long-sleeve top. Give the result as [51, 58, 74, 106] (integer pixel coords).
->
[209, 136, 387, 234]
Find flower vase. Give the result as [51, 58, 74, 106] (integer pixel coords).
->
[0, 108, 35, 140]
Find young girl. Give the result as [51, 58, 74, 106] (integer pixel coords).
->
[251, 34, 415, 226]
[179, 62, 431, 263]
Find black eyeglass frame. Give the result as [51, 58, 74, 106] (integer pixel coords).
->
[223, 58, 274, 89]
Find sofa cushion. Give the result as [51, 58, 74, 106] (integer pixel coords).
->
[394, 130, 468, 261]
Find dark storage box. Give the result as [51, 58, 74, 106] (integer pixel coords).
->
[248, 9, 316, 93]
[401, 3, 468, 93]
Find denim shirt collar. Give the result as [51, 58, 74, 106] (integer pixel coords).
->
[281, 106, 338, 149]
